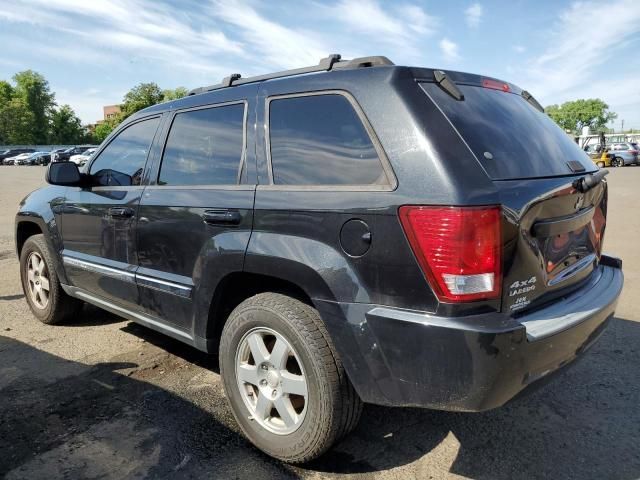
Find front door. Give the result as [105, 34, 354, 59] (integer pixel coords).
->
[60, 116, 162, 309]
[135, 94, 256, 332]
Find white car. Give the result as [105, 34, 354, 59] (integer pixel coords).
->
[3, 152, 32, 165]
[69, 148, 96, 166]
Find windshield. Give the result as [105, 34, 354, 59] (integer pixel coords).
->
[420, 83, 596, 180]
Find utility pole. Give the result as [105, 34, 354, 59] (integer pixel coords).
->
[621, 119, 625, 132]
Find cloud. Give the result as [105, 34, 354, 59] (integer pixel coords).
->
[513, 45, 526, 53]
[464, 3, 483, 28]
[329, 0, 438, 60]
[439, 38, 460, 62]
[211, 0, 330, 71]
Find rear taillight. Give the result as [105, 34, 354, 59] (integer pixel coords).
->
[482, 78, 510, 92]
[399, 206, 502, 302]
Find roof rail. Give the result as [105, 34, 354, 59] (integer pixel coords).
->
[188, 54, 394, 96]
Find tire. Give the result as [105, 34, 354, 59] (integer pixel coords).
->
[615, 157, 624, 167]
[219, 292, 362, 463]
[20, 234, 82, 324]
[597, 161, 605, 168]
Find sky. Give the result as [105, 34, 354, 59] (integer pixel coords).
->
[1, 0, 639, 129]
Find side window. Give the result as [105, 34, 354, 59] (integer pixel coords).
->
[89, 117, 160, 187]
[268, 94, 389, 186]
[158, 103, 245, 186]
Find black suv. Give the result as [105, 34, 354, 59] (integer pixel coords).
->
[15, 55, 623, 463]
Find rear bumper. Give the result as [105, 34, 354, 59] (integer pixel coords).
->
[316, 260, 623, 412]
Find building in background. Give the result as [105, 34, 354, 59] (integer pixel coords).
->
[103, 104, 121, 121]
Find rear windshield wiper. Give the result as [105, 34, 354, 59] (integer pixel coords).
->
[573, 169, 609, 193]
[433, 70, 464, 101]
[521, 90, 544, 113]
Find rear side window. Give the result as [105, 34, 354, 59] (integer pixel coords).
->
[268, 94, 389, 186]
[420, 83, 596, 179]
[159, 103, 245, 186]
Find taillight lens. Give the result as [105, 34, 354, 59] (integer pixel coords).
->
[399, 206, 502, 302]
[482, 78, 510, 92]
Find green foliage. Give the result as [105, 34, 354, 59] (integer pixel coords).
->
[49, 104, 86, 144]
[0, 71, 190, 145]
[545, 99, 617, 135]
[93, 117, 120, 143]
[162, 87, 188, 102]
[12, 70, 56, 144]
[0, 97, 35, 144]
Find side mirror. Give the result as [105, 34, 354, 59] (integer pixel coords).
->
[46, 161, 82, 186]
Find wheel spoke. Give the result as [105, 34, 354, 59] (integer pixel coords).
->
[269, 338, 289, 369]
[27, 269, 35, 283]
[247, 333, 270, 365]
[237, 364, 259, 386]
[39, 276, 50, 292]
[280, 372, 307, 396]
[274, 396, 297, 428]
[254, 392, 272, 420]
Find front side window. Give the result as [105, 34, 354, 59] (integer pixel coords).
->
[268, 94, 389, 186]
[158, 103, 245, 186]
[90, 117, 160, 186]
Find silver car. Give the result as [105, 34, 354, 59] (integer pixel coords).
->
[609, 142, 639, 167]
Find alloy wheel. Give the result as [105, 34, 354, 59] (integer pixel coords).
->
[235, 327, 308, 435]
[26, 251, 50, 309]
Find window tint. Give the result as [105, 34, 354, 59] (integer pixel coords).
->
[90, 117, 160, 186]
[420, 83, 596, 179]
[159, 103, 245, 186]
[268, 94, 389, 185]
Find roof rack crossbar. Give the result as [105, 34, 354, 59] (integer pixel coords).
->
[187, 54, 393, 96]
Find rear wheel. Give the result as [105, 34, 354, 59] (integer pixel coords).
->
[20, 234, 82, 324]
[219, 292, 362, 463]
[614, 157, 624, 167]
[597, 161, 605, 168]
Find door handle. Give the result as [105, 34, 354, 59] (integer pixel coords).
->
[202, 210, 242, 225]
[108, 206, 135, 218]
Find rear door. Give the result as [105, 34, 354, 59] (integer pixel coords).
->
[420, 79, 606, 313]
[135, 93, 256, 331]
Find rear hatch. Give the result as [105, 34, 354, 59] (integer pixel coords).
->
[419, 75, 607, 314]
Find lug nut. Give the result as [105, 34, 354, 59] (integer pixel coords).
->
[272, 389, 277, 397]
[261, 364, 268, 370]
[260, 379, 267, 386]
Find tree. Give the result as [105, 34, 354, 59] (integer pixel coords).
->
[49, 104, 85, 144]
[12, 70, 56, 144]
[0, 98, 35, 144]
[120, 82, 164, 119]
[93, 117, 120, 143]
[162, 87, 188, 102]
[545, 99, 617, 135]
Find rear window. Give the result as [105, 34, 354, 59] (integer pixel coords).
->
[420, 83, 596, 180]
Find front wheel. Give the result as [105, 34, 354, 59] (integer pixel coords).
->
[20, 234, 82, 324]
[597, 161, 605, 168]
[614, 157, 624, 167]
[219, 293, 362, 463]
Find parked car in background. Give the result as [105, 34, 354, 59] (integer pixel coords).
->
[3, 152, 33, 165]
[69, 148, 96, 166]
[0, 148, 35, 163]
[609, 143, 639, 167]
[55, 146, 95, 162]
[49, 148, 67, 163]
[584, 145, 614, 168]
[18, 152, 51, 166]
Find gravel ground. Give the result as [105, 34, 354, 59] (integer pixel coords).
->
[0, 166, 639, 480]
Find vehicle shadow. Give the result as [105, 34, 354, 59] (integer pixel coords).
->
[0, 293, 24, 301]
[62, 304, 128, 327]
[0, 335, 299, 479]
